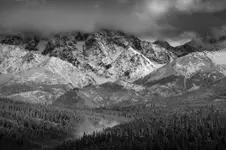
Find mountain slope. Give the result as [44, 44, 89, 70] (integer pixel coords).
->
[134, 51, 226, 97]
[0, 44, 95, 104]
[174, 35, 226, 57]
[54, 81, 148, 108]
[1, 29, 176, 82]
[43, 29, 175, 82]
[152, 40, 185, 57]
[0, 29, 178, 105]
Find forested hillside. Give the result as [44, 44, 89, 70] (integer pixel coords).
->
[0, 98, 83, 149]
[51, 106, 226, 150]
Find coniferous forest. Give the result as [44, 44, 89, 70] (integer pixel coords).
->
[0, 97, 83, 150]
[51, 106, 226, 150]
[1, 96, 226, 150]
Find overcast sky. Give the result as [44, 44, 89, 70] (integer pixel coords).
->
[0, 0, 226, 46]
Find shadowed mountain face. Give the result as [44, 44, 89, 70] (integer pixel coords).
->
[1, 29, 226, 107]
[174, 35, 226, 57]
[152, 40, 185, 57]
[52, 80, 154, 109]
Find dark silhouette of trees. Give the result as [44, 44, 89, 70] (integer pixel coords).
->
[51, 106, 226, 150]
[0, 98, 82, 149]
[2, 96, 226, 150]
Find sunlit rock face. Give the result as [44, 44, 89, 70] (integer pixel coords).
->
[19, 29, 175, 82]
[203, 49, 226, 75]
[40, 30, 174, 82]
[0, 29, 177, 105]
[1, 29, 226, 107]
[0, 30, 177, 82]
[134, 51, 226, 98]
[0, 44, 95, 104]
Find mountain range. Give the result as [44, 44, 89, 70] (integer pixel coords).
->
[1, 29, 226, 108]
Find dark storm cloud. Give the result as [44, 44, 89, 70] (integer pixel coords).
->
[0, 0, 226, 43]
[0, 0, 152, 35]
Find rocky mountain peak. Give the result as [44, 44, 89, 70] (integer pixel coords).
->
[133, 50, 226, 98]
[153, 40, 172, 48]
[0, 29, 180, 104]
[175, 34, 226, 56]
[0, 44, 95, 104]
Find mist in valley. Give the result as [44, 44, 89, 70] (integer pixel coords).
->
[75, 117, 120, 139]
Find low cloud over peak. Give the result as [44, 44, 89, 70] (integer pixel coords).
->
[0, 0, 226, 43]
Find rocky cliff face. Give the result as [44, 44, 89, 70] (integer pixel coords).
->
[53, 34, 226, 108]
[1, 29, 226, 107]
[134, 50, 226, 98]
[72, 48, 226, 108]
[174, 35, 226, 56]
[27, 29, 175, 82]
[152, 40, 183, 57]
[0, 44, 95, 104]
[0, 30, 177, 104]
